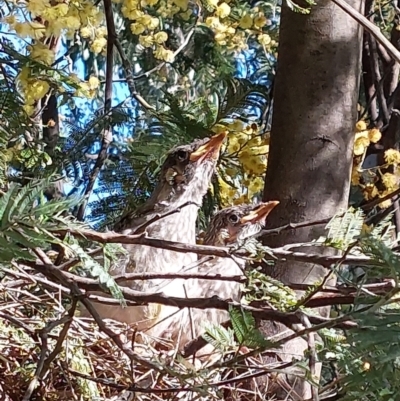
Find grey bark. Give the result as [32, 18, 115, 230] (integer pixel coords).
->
[260, 0, 364, 398]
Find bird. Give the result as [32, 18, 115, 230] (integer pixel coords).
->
[80, 132, 227, 327]
[146, 200, 280, 349]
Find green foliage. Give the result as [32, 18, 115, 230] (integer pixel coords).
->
[324, 207, 365, 249]
[4, 0, 400, 397]
[229, 306, 269, 348]
[216, 78, 269, 122]
[203, 306, 270, 352]
[0, 179, 82, 262]
[318, 222, 400, 399]
[324, 207, 396, 250]
[0, 178, 125, 304]
[68, 239, 127, 305]
[286, 0, 316, 14]
[202, 323, 236, 353]
[243, 268, 298, 311]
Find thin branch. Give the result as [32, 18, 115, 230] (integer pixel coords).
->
[22, 313, 72, 401]
[294, 242, 357, 310]
[369, 34, 390, 125]
[258, 217, 333, 238]
[331, 0, 400, 64]
[67, 362, 294, 395]
[50, 227, 386, 267]
[113, 271, 245, 283]
[32, 248, 164, 373]
[362, 186, 400, 209]
[300, 315, 319, 401]
[362, 34, 379, 122]
[114, 40, 155, 110]
[288, 280, 396, 294]
[76, 0, 115, 220]
[40, 300, 77, 378]
[260, 187, 400, 237]
[0, 312, 39, 341]
[30, 261, 357, 330]
[115, 200, 201, 233]
[377, 41, 393, 66]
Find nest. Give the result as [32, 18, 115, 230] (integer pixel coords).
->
[0, 271, 275, 401]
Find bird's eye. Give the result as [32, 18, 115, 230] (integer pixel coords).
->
[228, 213, 240, 224]
[176, 150, 188, 162]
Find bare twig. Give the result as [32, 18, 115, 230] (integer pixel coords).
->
[50, 228, 381, 267]
[0, 312, 39, 340]
[114, 40, 155, 110]
[258, 217, 334, 238]
[215, 313, 358, 371]
[369, 34, 390, 125]
[300, 315, 319, 401]
[40, 300, 77, 377]
[31, 261, 357, 330]
[76, 0, 115, 220]
[32, 248, 164, 373]
[22, 313, 72, 401]
[294, 242, 357, 310]
[362, 186, 400, 209]
[331, 0, 400, 64]
[113, 271, 245, 283]
[260, 186, 400, 237]
[115, 201, 201, 233]
[67, 362, 293, 395]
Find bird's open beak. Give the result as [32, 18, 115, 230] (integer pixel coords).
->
[240, 201, 280, 224]
[189, 131, 227, 163]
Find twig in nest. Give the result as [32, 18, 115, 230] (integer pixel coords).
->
[22, 312, 73, 401]
[300, 315, 319, 401]
[32, 247, 164, 373]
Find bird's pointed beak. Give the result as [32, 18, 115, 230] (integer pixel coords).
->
[189, 131, 227, 163]
[240, 201, 280, 224]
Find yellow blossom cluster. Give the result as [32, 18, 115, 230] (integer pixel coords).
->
[351, 120, 400, 209]
[4, 0, 104, 41]
[213, 120, 268, 206]
[353, 120, 382, 156]
[16, 66, 50, 115]
[156, 0, 191, 20]
[122, 0, 181, 62]
[203, 3, 276, 54]
[75, 76, 101, 99]
[3, 0, 105, 114]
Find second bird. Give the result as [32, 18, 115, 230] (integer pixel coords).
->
[146, 201, 280, 349]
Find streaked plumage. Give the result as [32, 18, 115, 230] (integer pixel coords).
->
[82, 132, 227, 326]
[147, 201, 280, 348]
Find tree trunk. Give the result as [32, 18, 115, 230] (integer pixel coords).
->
[261, 0, 364, 398]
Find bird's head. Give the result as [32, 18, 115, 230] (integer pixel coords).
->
[152, 131, 227, 208]
[204, 201, 280, 246]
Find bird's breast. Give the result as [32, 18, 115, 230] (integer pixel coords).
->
[120, 206, 198, 292]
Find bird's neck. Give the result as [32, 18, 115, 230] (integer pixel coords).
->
[142, 202, 200, 243]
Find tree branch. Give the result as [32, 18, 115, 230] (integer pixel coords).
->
[30, 260, 357, 331]
[76, 0, 115, 221]
[114, 39, 155, 110]
[332, 0, 400, 64]
[51, 227, 385, 267]
[32, 248, 163, 373]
